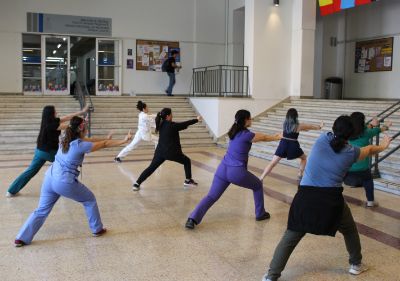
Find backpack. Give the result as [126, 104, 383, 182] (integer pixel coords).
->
[161, 58, 169, 72]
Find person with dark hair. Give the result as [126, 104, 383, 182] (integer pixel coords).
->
[162, 50, 181, 96]
[261, 115, 392, 281]
[114, 100, 158, 163]
[344, 112, 392, 207]
[14, 116, 132, 247]
[260, 108, 323, 182]
[6, 105, 89, 197]
[185, 110, 282, 230]
[132, 108, 201, 191]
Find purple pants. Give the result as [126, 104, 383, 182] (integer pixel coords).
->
[189, 162, 266, 224]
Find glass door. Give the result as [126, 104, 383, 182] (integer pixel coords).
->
[42, 36, 70, 94]
[22, 34, 42, 94]
[96, 39, 121, 95]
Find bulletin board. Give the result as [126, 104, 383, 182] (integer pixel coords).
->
[355, 37, 394, 73]
[136, 39, 180, 71]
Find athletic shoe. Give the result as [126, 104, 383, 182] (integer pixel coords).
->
[93, 228, 107, 237]
[6, 192, 18, 198]
[185, 218, 197, 229]
[132, 182, 141, 191]
[261, 275, 273, 281]
[366, 201, 378, 207]
[114, 157, 122, 163]
[256, 212, 271, 221]
[184, 179, 198, 187]
[349, 263, 368, 275]
[14, 239, 26, 247]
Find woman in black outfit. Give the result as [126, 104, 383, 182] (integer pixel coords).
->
[133, 108, 202, 191]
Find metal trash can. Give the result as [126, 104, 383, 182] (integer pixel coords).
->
[324, 77, 343, 99]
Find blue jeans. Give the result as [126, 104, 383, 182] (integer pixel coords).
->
[8, 149, 56, 195]
[16, 166, 103, 244]
[189, 162, 266, 224]
[166, 72, 176, 95]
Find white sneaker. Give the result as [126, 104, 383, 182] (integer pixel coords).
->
[261, 275, 272, 281]
[184, 179, 198, 187]
[132, 183, 140, 191]
[366, 201, 378, 207]
[6, 192, 17, 198]
[349, 263, 368, 275]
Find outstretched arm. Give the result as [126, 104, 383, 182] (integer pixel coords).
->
[59, 105, 89, 124]
[90, 130, 132, 152]
[173, 116, 202, 131]
[298, 121, 324, 132]
[358, 134, 392, 161]
[252, 132, 282, 143]
[83, 131, 113, 142]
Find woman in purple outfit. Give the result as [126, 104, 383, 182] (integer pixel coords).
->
[185, 109, 282, 229]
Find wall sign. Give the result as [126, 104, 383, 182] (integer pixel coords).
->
[27, 12, 112, 36]
[355, 37, 393, 73]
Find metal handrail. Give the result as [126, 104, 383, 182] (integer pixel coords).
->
[74, 81, 94, 137]
[367, 100, 400, 123]
[371, 131, 400, 171]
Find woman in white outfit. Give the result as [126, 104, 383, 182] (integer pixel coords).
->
[114, 101, 158, 163]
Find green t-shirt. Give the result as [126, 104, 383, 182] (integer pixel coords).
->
[348, 127, 381, 172]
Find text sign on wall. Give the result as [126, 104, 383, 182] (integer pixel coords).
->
[27, 13, 112, 36]
[355, 37, 393, 73]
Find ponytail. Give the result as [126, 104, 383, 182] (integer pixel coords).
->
[61, 116, 85, 153]
[155, 107, 172, 133]
[136, 100, 147, 112]
[330, 115, 353, 153]
[227, 110, 251, 140]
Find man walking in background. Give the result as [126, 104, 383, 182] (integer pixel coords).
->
[162, 50, 181, 96]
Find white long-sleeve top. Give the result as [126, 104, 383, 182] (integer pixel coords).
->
[137, 111, 156, 141]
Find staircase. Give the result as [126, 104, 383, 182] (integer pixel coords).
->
[225, 98, 400, 195]
[88, 95, 215, 151]
[0, 96, 81, 155]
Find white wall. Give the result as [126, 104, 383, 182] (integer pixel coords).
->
[315, 0, 400, 99]
[0, 0, 198, 94]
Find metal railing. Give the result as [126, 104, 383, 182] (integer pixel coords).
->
[368, 100, 400, 177]
[191, 65, 249, 97]
[74, 81, 94, 137]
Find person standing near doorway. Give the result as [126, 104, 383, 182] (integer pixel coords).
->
[162, 50, 181, 96]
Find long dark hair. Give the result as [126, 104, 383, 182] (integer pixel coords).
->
[227, 110, 251, 140]
[283, 108, 299, 133]
[349, 112, 365, 140]
[61, 116, 85, 153]
[136, 100, 147, 112]
[330, 115, 354, 153]
[155, 108, 172, 133]
[37, 105, 57, 145]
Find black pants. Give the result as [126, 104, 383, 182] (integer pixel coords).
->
[136, 153, 192, 184]
[344, 170, 374, 201]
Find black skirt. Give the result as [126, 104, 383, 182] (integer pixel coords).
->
[288, 186, 344, 237]
[275, 139, 304, 160]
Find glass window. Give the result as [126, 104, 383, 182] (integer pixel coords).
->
[22, 34, 41, 92]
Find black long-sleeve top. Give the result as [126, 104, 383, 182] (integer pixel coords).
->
[155, 119, 198, 158]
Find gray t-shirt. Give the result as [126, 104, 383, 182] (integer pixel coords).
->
[300, 132, 360, 188]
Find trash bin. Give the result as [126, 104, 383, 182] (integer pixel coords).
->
[324, 77, 343, 99]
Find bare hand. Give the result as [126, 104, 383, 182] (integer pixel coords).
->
[107, 130, 113, 140]
[384, 120, 392, 128]
[320, 121, 324, 129]
[124, 130, 133, 142]
[197, 116, 202, 122]
[370, 117, 379, 127]
[275, 132, 283, 140]
[381, 134, 392, 149]
[82, 105, 90, 113]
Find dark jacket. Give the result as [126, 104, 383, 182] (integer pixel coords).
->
[155, 119, 198, 158]
[287, 186, 344, 237]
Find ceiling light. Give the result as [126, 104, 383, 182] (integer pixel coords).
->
[63, 37, 67, 41]
[274, 0, 279, 6]
[53, 50, 57, 54]
[57, 44, 61, 49]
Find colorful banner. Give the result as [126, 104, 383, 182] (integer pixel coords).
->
[319, 0, 375, 16]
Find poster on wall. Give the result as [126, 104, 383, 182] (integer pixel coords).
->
[127, 59, 134, 69]
[136, 39, 180, 71]
[355, 37, 393, 73]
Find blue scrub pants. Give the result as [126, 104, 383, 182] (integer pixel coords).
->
[16, 167, 103, 244]
[8, 149, 56, 195]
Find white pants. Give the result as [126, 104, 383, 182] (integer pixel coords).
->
[116, 131, 158, 159]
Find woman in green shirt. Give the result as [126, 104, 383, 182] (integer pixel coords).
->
[344, 112, 391, 207]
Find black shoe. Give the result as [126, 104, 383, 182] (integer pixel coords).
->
[184, 179, 198, 187]
[114, 157, 122, 163]
[256, 212, 271, 221]
[132, 182, 140, 191]
[185, 218, 197, 229]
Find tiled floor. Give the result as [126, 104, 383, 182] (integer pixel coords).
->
[0, 147, 399, 281]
